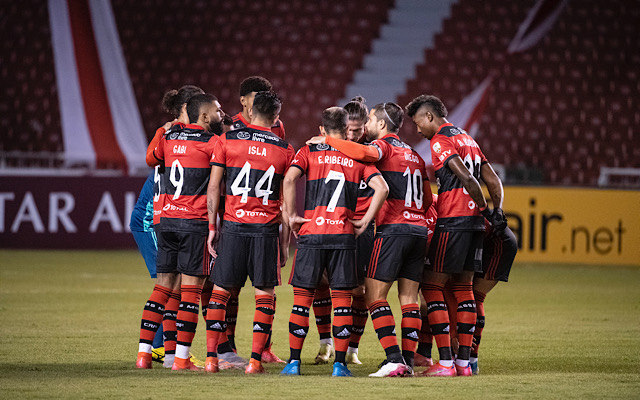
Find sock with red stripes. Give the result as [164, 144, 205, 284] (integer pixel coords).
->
[251, 294, 276, 362]
[416, 306, 433, 358]
[471, 290, 486, 360]
[451, 283, 476, 366]
[369, 300, 403, 364]
[162, 290, 181, 357]
[349, 294, 368, 350]
[175, 284, 202, 359]
[422, 282, 453, 364]
[139, 285, 172, 354]
[206, 289, 230, 359]
[400, 303, 421, 368]
[331, 290, 352, 364]
[313, 287, 333, 341]
[289, 288, 315, 361]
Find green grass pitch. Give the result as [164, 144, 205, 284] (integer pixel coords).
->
[0, 250, 639, 399]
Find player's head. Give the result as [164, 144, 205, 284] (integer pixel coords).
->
[186, 93, 224, 133]
[344, 96, 368, 142]
[405, 95, 448, 139]
[162, 85, 204, 120]
[366, 102, 403, 140]
[319, 107, 348, 139]
[250, 90, 281, 127]
[239, 76, 273, 114]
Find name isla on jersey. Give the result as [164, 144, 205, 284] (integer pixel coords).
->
[249, 145, 267, 156]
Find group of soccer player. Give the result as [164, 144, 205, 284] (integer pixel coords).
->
[132, 75, 518, 378]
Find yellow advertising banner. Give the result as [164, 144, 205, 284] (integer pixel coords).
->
[497, 187, 640, 266]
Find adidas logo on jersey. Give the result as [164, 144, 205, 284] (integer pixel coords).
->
[293, 329, 307, 336]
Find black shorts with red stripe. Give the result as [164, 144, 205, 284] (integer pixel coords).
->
[477, 227, 517, 282]
[211, 229, 281, 289]
[156, 230, 212, 276]
[367, 234, 426, 283]
[355, 223, 375, 284]
[427, 229, 483, 274]
[289, 248, 357, 290]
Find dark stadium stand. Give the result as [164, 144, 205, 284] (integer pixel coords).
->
[396, 0, 640, 186]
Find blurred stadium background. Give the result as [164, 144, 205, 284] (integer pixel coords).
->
[0, 0, 638, 259]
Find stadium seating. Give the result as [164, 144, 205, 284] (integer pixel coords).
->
[396, 0, 640, 186]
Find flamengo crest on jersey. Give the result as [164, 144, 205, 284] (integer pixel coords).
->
[369, 134, 429, 237]
[291, 143, 380, 249]
[211, 125, 294, 234]
[430, 124, 488, 231]
[153, 124, 216, 233]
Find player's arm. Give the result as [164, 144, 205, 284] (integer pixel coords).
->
[206, 165, 225, 256]
[279, 199, 291, 268]
[352, 175, 388, 237]
[480, 162, 507, 230]
[283, 166, 310, 236]
[146, 122, 172, 166]
[306, 135, 381, 163]
[448, 155, 489, 217]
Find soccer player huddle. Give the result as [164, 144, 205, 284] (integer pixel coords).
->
[133, 76, 517, 378]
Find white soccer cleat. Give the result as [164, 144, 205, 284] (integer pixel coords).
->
[314, 342, 335, 364]
[219, 351, 248, 369]
[368, 361, 409, 377]
[346, 348, 363, 365]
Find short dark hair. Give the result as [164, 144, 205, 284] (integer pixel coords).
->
[405, 95, 448, 118]
[343, 96, 368, 122]
[161, 85, 204, 118]
[373, 102, 403, 132]
[321, 107, 348, 134]
[252, 91, 281, 121]
[186, 93, 218, 123]
[239, 76, 273, 97]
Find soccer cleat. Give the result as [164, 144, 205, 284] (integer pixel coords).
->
[204, 357, 219, 373]
[413, 353, 434, 367]
[218, 359, 235, 370]
[219, 351, 249, 368]
[332, 361, 352, 377]
[151, 347, 165, 363]
[455, 364, 472, 376]
[470, 360, 479, 375]
[368, 361, 409, 377]
[280, 359, 301, 375]
[244, 359, 265, 374]
[136, 352, 152, 369]
[261, 346, 285, 363]
[171, 356, 201, 371]
[314, 342, 335, 364]
[420, 362, 456, 377]
[346, 349, 363, 365]
[190, 353, 205, 368]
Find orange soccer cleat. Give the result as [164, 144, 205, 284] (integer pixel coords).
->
[204, 357, 219, 373]
[245, 359, 266, 374]
[136, 352, 153, 369]
[171, 356, 201, 371]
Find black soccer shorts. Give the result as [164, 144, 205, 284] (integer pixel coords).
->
[427, 229, 484, 275]
[477, 227, 517, 282]
[156, 230, 212, 277]
[210, 232, 280, 289]
[367, 234, 427, 283]
[289, 248, 358, 290]
[355, 223, 375, 285]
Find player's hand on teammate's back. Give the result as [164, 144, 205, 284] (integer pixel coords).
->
[305, 135, 326, 146]
[280, 246, 289, 268]
[351, 219, 368, 238]
[288, 215, 311, 238]
[207, 230, 218, 258]
[490, 208, 508, 231]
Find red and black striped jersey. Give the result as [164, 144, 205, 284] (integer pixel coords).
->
[153, 124, 216, 233]
[211, 124, 294, 235]
[152, 122, 185, 226]
[231, 112, 286, 140]
[292, 143, 381, 249]
[430, 123, 488, 231]
[369, 134, 430, 237]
